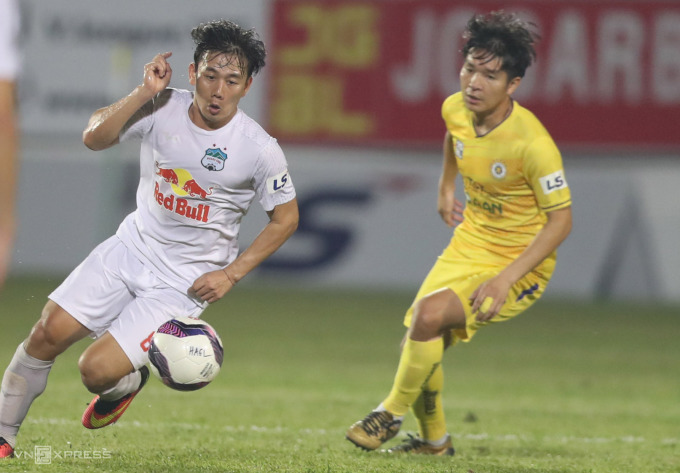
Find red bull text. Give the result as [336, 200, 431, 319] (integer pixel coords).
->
[154, 182, 210, 223]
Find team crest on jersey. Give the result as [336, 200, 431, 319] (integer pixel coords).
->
[491, 161, 507, 179]
[455, 139, 464, 159]
[201, 148, 227, 171]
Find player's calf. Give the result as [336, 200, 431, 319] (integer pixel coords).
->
[81, 366, 150, 429]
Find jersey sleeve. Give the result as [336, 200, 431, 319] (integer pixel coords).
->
[523, 136, 571, 212]
[252, 138, 296, 211]
[119, 101, 154, 142]
[118, 89, 173, 142]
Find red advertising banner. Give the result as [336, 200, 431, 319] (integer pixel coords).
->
[268, 1, 680, 149]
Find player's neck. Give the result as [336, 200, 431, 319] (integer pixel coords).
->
[472, 97, 513, 137]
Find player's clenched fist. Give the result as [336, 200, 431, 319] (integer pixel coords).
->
[190, 269, 234, 304]
[142, 52, 173, 96]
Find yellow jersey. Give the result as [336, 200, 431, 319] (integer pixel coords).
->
[443, 92, 571, 271]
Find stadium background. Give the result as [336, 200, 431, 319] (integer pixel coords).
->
[10, 0, 680, 303]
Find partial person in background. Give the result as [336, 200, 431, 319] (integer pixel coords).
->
[0, 19, 298, 459]
[0, 0, 20, 289]
[346, 11, 572, 456]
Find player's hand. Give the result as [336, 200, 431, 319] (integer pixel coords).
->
[140, 52, 173, 98]
[469, 275, 511, 322]
[190, 268, 235, 304]
[437, 191, 465, 227]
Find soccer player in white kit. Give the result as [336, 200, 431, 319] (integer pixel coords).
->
[0, 20, 298, 458]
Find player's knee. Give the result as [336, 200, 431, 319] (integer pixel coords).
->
[78, 353, 114, 393]
[411, 301, 445, 337]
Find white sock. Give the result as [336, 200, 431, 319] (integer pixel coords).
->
[375, 403, 404, 422]
[426, 434, 450, 446]
[0, 343, 54, 447]
[99, 370, 142, 401]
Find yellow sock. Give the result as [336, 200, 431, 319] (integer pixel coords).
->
[412, 363, 448, 441]
[382, 337, 443, 416]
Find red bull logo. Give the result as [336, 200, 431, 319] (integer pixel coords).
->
[155, 162, 179, 185]
[183, 179, 213, 198]
[153, 164, 213, 223]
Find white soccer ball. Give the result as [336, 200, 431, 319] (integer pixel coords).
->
[148, 317, 224, 391]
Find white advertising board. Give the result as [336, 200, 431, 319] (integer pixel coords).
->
[18, 0, 268, 135]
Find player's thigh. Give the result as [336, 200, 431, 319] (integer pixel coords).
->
[403, 255, 501, 343]
[48, 236, 137, 338]
[25, 300, 92, 360]
[108, 287, 204, 371]
[409, 288, 467, 341]
[403, 254, 483, 328]
[405, 251, 551, 345]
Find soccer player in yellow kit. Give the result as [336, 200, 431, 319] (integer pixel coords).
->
[346, 11, 572, 455]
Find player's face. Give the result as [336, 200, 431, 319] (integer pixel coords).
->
[188, 52, 253, 130]
[459, 50, 520, 115]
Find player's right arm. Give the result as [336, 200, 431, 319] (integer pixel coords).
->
[83, 52, 173, 151]
[437, 131, 464, 227]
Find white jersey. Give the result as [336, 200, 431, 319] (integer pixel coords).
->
[0, 0, 20, 80]
[117, 88, 295, 302]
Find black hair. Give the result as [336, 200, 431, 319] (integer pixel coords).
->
[462, 11, 539, 79]
[191, 20, 266, 78]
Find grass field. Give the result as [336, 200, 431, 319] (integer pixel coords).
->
[0, 277, 678, 473]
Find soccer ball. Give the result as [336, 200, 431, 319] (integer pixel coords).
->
[148, 317, 224, 391]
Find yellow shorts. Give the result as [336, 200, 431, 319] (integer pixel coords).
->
[403, 243, 554, 345]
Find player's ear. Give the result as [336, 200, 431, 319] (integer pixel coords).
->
[506, 75, 521, 95]
[188, 63, 197, 86]
[242, 76, 253, 96]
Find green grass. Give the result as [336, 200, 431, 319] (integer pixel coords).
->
[0, 276, 679, 472]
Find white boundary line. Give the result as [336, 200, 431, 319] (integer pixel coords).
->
[27, 417, 679, 445]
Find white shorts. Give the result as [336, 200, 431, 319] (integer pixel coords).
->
[49, 236, 204, 369]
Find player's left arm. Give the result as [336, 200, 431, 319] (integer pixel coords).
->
[471, 135, 572, 321]
[191, 198, 299, 303]
[470, 206, 572, 320]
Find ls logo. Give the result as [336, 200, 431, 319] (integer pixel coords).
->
[267, 171, 290, 194]
[539, 170, 568, 195]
